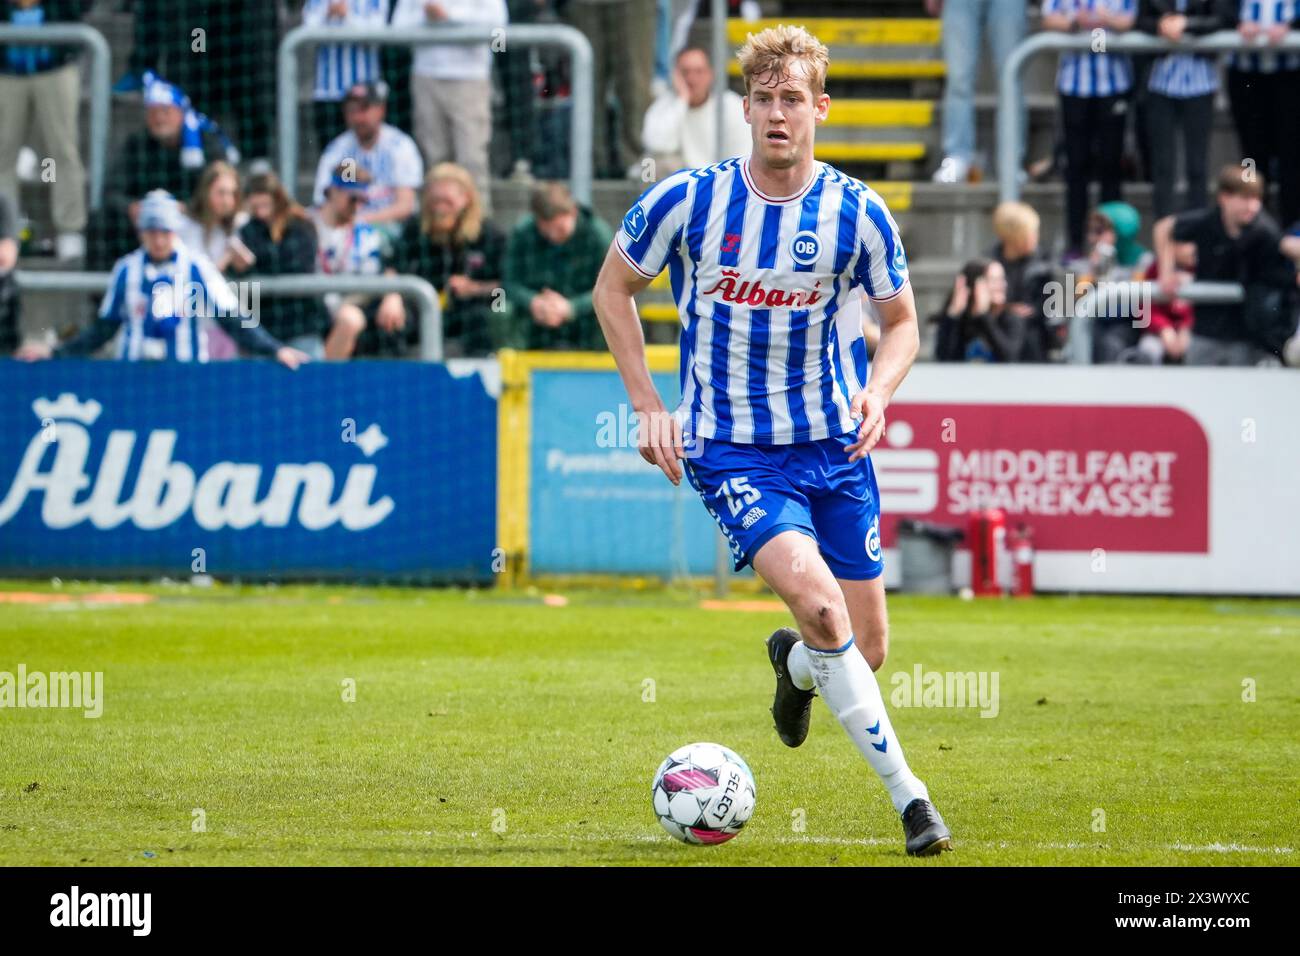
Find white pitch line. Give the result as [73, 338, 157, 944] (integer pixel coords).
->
[390, 830, 1294, 854]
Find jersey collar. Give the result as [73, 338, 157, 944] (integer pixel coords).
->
[740, 158, 821, 205]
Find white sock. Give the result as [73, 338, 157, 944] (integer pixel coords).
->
[806, 636, 930, 814]
[786, 640, 815, 691]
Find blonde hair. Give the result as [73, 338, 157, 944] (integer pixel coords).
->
[422, 163, 483, 244]
[737, 24, 830, 98]
[992, 201, 1040, 245]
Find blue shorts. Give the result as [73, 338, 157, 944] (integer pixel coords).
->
[682, 433, 884, 580]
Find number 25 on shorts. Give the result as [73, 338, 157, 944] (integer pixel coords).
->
[715, 476, 761, 518]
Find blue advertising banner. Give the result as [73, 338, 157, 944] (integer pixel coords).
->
[0, 360, 497, 582]
[529, 369, 725, 576]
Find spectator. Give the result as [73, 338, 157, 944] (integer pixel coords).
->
[314, 81, 423, 241]
[932, 258, 1029, 361]
[928, 0, 1027, 184]
[991, 201, 1057, 361]
[393, 163, 509, 357]
[1139, 0, 1230, 219]
[642, 45, 750, 174]
[1133, 253, 1196, 363]
[118, 1, 278, 163]
[504, 181, 611, 350]
[0, 190, 19, 354]
[95, 73, 237, 267]
[0, 0, 91, 261]
[310, 164, 405, 359]
[564, 0, 658, 178]
[1153, 164, 1298, 364]
[391, 0, 506, 207]
[179, 161, 253, 360]
[236, 171, 333, 360]
[179, 161, 252, 271]
[1273, 217, 1300, 362]
[1040, 0, 1137, 258]
[1071, 201, 1154, 361]
[496, 0, 552, 180]
[1225, 0, 1300, 228]
[15, 191, 304, 365]
[301, 0, 394, 154]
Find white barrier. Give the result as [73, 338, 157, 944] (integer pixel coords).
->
[877, 365, 1300, 595]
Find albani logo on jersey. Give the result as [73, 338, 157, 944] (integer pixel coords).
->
[870, 403, 1210, 553]
[0, 394, 394, 532]
[701, 269, 825, 309]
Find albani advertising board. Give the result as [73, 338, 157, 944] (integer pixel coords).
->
[0, 361, 498, 582]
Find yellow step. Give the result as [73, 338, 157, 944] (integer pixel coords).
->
[639, 303, 679, 323]
[824, 99, 934, 127]
[727, 18, 941, 46]
[815, 141, 926, 163]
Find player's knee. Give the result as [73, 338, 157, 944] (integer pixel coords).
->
[790, 591, 850, 649]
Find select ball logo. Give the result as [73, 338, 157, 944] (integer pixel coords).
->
[651, 742, 757, 845]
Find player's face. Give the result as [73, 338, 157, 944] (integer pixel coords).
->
[743, 62, 828, 171]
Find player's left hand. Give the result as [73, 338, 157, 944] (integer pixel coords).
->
[846, 388, 886, 462]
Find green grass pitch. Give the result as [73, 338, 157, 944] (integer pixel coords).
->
[1, 581, 1297, 866]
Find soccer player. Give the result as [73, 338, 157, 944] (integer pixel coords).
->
[592, 24, 952, 856]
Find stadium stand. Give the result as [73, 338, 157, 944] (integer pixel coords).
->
[3, 0, 1298, 365]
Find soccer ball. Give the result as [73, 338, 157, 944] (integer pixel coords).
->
[651, 742, 757, 844]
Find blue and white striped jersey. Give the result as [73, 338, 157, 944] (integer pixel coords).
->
[99, 242, 240, 362]
[1042, 0, 1137, 96]
[1149, 0, 1220, 96]
[1231, 1, 1300, 72]
[302, 0, 391, 101]
[616, 157, 909, 446]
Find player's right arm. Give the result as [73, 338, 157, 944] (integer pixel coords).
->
[594, 172, 694, 485]
[593, 244, 684, 486]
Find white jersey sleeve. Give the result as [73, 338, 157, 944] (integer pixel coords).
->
[852, 188, 910, 302]
[614, 170, 694, 279]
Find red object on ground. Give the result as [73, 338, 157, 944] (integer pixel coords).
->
[969, 508, 1007, 596]
[1010, 524, 1036, 597]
